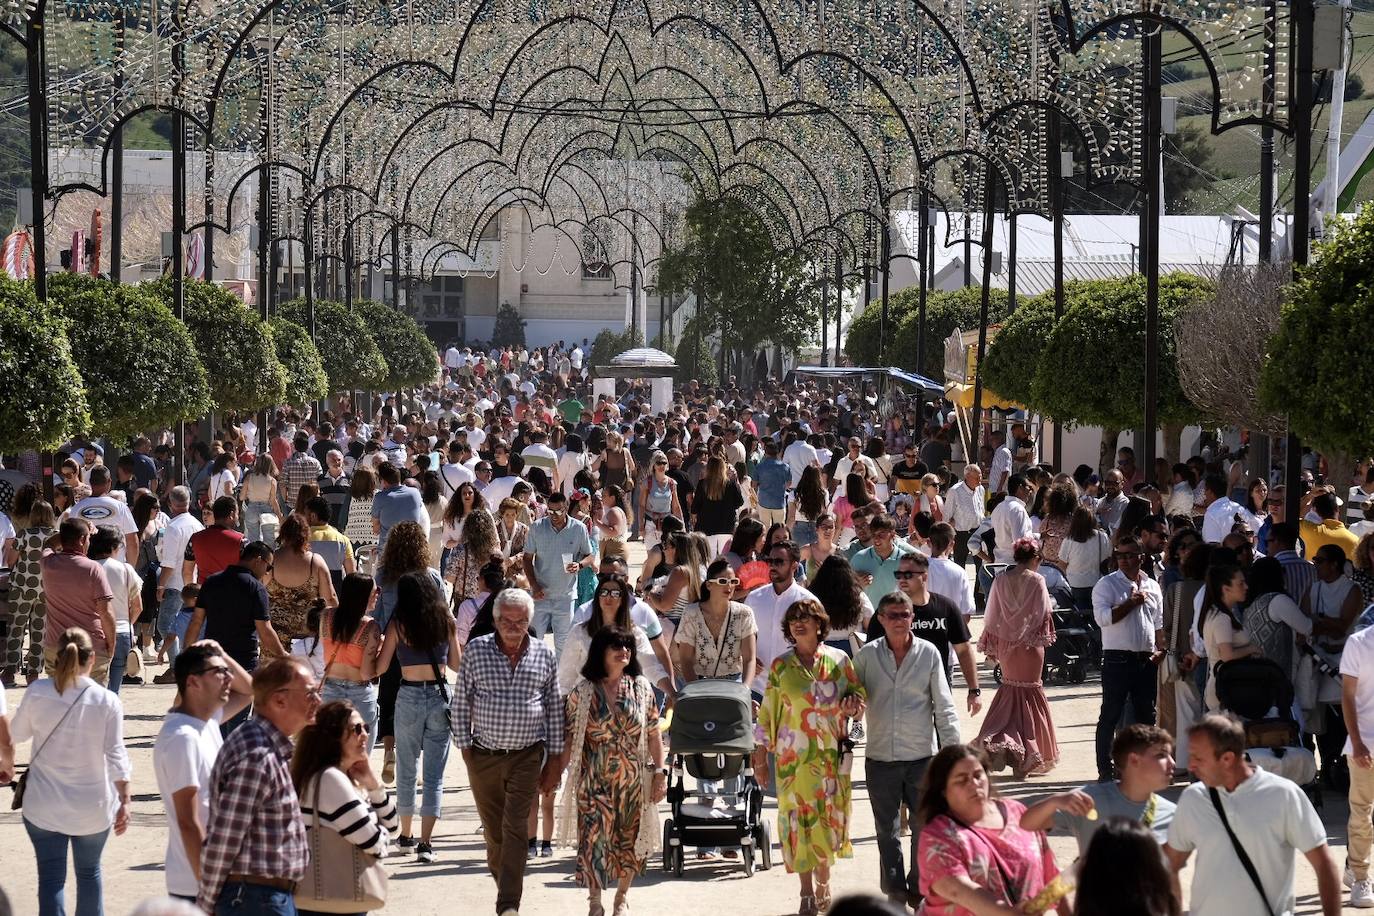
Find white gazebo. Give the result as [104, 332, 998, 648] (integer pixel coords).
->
[594, 347, 678, 413]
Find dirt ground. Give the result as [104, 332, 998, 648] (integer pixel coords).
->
[0, 561, 1356, 915]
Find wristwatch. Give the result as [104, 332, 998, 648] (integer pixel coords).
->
[967, 688, 982, 696]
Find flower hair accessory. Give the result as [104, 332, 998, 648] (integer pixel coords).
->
[1012, 536, 1040, 555]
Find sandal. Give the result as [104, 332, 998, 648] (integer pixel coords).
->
[816, 882, 832, 912]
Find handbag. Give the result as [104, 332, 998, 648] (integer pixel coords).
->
[1208, 787, 1287, 916]
[12, 686, 91, 810]
[1160, 588, 1181, 683]
[293, 774, 388, 913]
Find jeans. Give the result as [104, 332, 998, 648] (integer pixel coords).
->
[105, 632, 131, 694]
[866, 757, 930, 899]
[792, 520, 818, 547]
[1096, 650, 1158, 780]
[395, 683, 451, 818]
[156, 588, 183, 665]
[214, 881, 297, 915]
[532, 597, 573, 656]
[241, 501, 273, 545]
[24, 819, 109, 916]
[322, 678, 379, 753]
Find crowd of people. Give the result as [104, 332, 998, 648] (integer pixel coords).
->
[0, 335, 1370, 916]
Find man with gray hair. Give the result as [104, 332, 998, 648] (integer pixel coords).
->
[451, 588, 564, 916]
[155, 485, 203, 668]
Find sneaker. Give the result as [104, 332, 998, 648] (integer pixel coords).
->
[396, 835, 416, 852]
[122, 675, 144, 686]
[539, 840, 553, 858]
[142, 646, 157, 664]
[416, 841, 436, 864]
[528, 839, 537, 859]
[1352, 879, 1374, 908]
[153, 670, 178, 685]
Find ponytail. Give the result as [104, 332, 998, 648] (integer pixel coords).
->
[54, 627, 94, 694]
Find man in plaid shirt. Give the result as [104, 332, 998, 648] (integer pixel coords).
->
[281, 433, 322, 513]
[451, 589, 565, 916]
[197, 657, 318, 914]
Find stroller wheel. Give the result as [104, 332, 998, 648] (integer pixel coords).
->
[742, 843, 755, 876]
[662, 819, 675, 873]
[758, 819, 773, 871]
[673, 843, 684, 878]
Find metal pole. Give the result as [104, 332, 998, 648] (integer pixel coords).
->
[256, 168, 270, 454]
[391, 226, 401, 311]
[171, 116, 187, 484]
[1259, 0, 1277, 263]
[834, 251, 843, 366]
[879, 219, 891, 364]
[820, 267, 829, 367]
[1006, 212, 1018, 304]
[1286, 0, 1315, 520]
[1049, 111, 1066, 470]
[916, 187, 930, 376]
[1142, 26, 1163, 473]
[203, 147, 214, 282]
[110, 23, 124, 284]
[25, 20, 47, 303]
[970, 168, 996, 455]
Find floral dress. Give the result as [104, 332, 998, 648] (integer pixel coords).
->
[917, 799, 1061, 915]
[566, 675, 659, 887]
[754, 646, 866, 873]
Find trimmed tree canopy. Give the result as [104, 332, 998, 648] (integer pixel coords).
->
[147, 278, 287, 412]
[353, 298, 438, 389]
[491, 302, 527, 348]
[278, 299, 389, 391]
[1260, 204, 1374, 459]
[1030, 274, 1212, 430]
[0, 277, 90, 451]
[267, 317, 330, 407]
[981, 292, 1056, 408]
[47, 275, 211, 441]
[846, 285, 1020, 376]
[590, 327, 644, 378]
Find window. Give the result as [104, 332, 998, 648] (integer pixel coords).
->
[413, 274, 465, 319]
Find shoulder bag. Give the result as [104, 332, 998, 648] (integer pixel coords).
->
[425, 645, 453, 727]
[1160, 586, 1181, 683]
[293, 773, 388, 913]
[12, 686, 91, 809]
[1208, 787, 1284, 916]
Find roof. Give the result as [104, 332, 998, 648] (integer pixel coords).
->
[595, 346, 678, 377]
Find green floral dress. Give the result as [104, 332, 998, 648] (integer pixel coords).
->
[754, 646, 866, 873]
[567, 675, 659, 887]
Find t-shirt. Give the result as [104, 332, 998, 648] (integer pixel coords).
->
[97, 557, 142, 634]
[198, 565, 271, 669]
[67, 495, 138, 559]
[890, 459, 929, 494]
[186, 525, 244, 583]
[1166, 767, 1327, 916]
[753, 458, 791, 511]
[1058, 781, 1175, 855]
[131, 451, 160, 490]
[1342, 625, 1374, 755]
[371, 485, 428, 552]
[41, 551, 114, 648]
[153, 710, 224, 896]
[905, 594, 969, 681]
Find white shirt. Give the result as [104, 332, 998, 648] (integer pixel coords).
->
[1202, 496, 1246, 543]
[989, 445, 1013, 491]
[154, 709, 224, 896]
[989, 496, 1033, 564]
[1343, 626, 1374, 755]
[570, 347, 584, 369]
[10, 676, 131, 835]
[1165, 481, 1197, 518]
[927, 555, 975, 618]
[444, 346, 463, 369]
[1095, 493, 1129, 535]
[436, 461, 475, 498]
[0, 511, 14, 544]
[67, 495, 138, 559]
[464, 425, 487, 450]
[97, 558, 141, 634]
[480, 475, 519, 507]
[945, 481, 986, 533]
[1058, 530, 1111, 589]
[556, 622, 663, 694]
[158, 512, 205, 591]
[572, 596, 662, 638]
[783, 440, 819, 488]
[834, 454, 879, 486]
[293, 637, 326, 679]
[745, 581, 819, 694]
[1091, 570, 1164, 653]
[1166, 767, 1327, 916]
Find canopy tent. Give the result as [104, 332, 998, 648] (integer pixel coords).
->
[791, 365, 943, 397]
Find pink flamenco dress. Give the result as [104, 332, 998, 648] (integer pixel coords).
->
[974, 565, 1059, 778]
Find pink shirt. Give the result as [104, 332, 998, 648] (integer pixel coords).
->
[917, 798, 1059, 915]
[40, 550, 114, 648]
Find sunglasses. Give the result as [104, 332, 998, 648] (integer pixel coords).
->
[1115, 552, 1143, 560]
[347, 722, 367, 737]
[598, 588, 623, 599]
[882, 611, 915, 620]
[708, 577, 741, 587]
[893, 570, 926, 579]
[766, 557, 790, 566]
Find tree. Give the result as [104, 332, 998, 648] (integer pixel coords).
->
[1031, 273, 1213, 468]
[661, 316, 717, 385]
[1260, 204, 1374, 484]
[657, 194, 823, 381]
[352, 298, 438, 389]
[0, 277, 90, 452]
[46, 274, 211, 441]
[267, 317, 330, 407]
[846, 285, 1020, 376]
[980, 291, 1056, 406]
[278, 298, 389, 392]
[589, 327, 644, 378]
[491, 302, 527, 348]
[146, 278, 287, 413]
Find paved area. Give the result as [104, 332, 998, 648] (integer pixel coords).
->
[0, 571, 1358, 913]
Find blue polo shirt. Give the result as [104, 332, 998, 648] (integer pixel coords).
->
[754, 457, 791, 510]
[370, 484, 428, 551]
[525, 515, 593, 600]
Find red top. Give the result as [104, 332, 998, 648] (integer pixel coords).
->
[188, 524, 245, 583]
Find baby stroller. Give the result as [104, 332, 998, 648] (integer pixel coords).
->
[1041, 608, 1099, 685]
[663, 680, 771, 876]
[1214, 656, 1318, 787]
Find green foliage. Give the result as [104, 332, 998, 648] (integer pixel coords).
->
[278, 298, 389, 392]
[267, 318, 329, 407]
[47, 276, 211, 441]
[657, 194, 823, 365]
[589, 327, 644, 378]
[846, 285, 1020, 375]
[146, 277, 287, 413]
[981, 292, 1057, 406]
[351, 298, 438, 388]
[491, 302, 527, 348]
[1030, 274, 1213, 429]
[658, 317, 717, 385]
[0, 277, 90, 451]
[1260, 203, 1374, 458]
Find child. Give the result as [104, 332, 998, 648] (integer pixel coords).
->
[290, 599, 326, 679]
[891, 496, 913, 537]
[151, 583, 200, 684]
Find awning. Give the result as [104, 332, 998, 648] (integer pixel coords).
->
[792, 365, 943, 396]
[945, 382, 1022, 411]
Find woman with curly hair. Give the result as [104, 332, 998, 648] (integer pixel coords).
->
[445, 507, 499, 606]
[374, 520, 443, 784]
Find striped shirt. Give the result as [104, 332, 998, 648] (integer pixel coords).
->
[450, 633, 565, 754]
[198, 716, 307, 912]
[299, 767, 398, 857]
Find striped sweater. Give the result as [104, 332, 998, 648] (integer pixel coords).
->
[300, 767, 399, 857]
